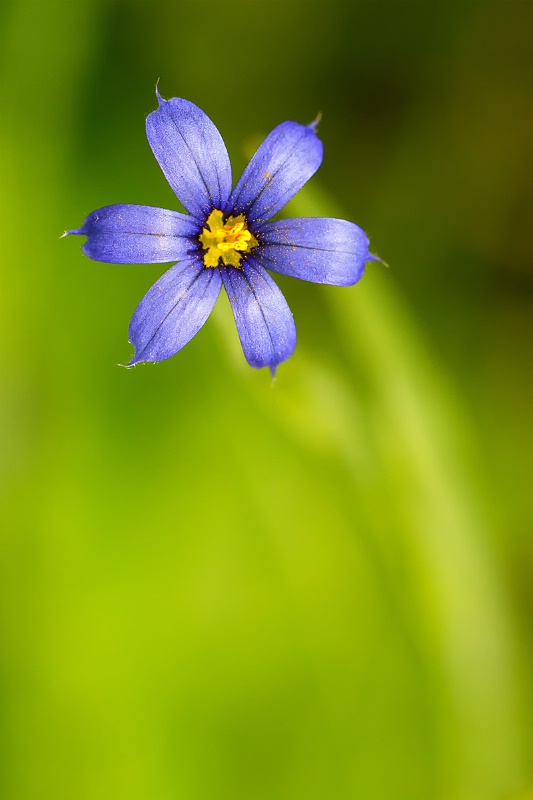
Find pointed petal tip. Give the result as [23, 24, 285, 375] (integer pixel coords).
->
[308, 111, 322, 132]
[122, 350, 154, 367]
[370, 253, 389, 268]
[155, 79, 164, 105]
[61, 227, 82, 238]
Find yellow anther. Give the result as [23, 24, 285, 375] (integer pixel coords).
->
[199, 209, 258, 268]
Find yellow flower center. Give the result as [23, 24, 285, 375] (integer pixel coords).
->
[199, 209, 258, 268]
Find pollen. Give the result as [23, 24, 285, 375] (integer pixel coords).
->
[199, 209, 258, 268]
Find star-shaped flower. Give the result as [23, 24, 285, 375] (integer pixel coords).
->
[67, 91, 378, 373]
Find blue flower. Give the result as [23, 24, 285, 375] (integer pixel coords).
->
[67, 91, 377, 373]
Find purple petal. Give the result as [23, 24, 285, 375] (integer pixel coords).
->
[146, 94, 232, 221]
[227, 121, 323, 226]
[128, 257, 221, 365]
[256, 217, 373, 285]
[67, 205, 200, 263]
[220, 258, 296, 373]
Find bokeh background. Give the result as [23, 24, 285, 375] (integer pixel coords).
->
[1, 0, 532, 798]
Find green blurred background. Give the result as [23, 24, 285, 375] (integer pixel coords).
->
[1, 0, 532, 798]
